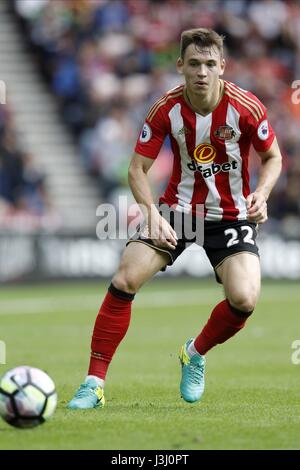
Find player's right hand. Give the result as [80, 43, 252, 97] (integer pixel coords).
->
[246, 191, 268, 224]
[148, 213, 178, 250]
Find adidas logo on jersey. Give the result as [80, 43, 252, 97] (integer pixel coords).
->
[177, 126, 191, 136]
[187, 160, 238, 178]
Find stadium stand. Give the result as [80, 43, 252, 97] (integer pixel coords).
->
[0, 0, 100, 232]
[1, 0, 300, 282]
[0, 101, 51, 229]
[11, 0, 300, 239]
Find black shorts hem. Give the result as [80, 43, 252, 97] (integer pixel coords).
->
[126, 239, 174, 267]
[214, 251, 260, 284]
[214, 250, 260, 271]
[127, 219, 259, 277]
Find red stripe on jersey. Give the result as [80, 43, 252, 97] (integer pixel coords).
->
[211, 97, 239, 220]
[160, 135, 183, 207]
[238, 137, 251, 199]
[222, 95, 252, 200]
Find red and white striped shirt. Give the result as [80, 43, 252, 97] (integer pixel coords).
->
[135, 80, 275, 221]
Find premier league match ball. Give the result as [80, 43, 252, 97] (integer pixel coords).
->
[0, 366, 57, 429]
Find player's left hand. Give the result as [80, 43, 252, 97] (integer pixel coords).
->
[246, 191, 268, 224]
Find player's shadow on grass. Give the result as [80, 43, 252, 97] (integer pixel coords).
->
[109, 401, 202, 412]
[0, 427, 13, 433]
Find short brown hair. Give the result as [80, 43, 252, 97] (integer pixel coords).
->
[180, 28, 225, 59]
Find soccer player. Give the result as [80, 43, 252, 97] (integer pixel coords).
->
[68, 28, 282, 409]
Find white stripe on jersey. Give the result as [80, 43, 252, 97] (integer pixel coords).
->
[168, 104, 194, 213]
[225, 104, 247, 219]
[195, 114, 223, 221]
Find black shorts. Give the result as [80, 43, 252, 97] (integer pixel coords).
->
[127, 215, 259, 283]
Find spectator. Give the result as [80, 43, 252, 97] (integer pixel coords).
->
[13, 0, 300, 235]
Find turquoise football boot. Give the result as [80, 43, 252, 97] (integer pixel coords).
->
[179, 339, 206, 403]
[67, 378, 105, 410]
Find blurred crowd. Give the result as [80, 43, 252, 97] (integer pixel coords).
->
[12, 0, 300, 238]
[0, 102, 52, 230]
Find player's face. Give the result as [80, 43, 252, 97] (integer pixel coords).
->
[177, 43, 225, 96]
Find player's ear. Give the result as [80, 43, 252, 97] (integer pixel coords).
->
[176, 57, 184, 75]
[219, 58, 226, 77]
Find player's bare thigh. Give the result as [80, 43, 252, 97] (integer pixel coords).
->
[112, 241, 170, 294]
[216, 252, 261, 312]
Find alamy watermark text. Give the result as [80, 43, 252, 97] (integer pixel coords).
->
[0, 340, 6, 364]
[291, 340, 300, 365]
[96, 198, 205, 246]
[0, 80, 6, 104]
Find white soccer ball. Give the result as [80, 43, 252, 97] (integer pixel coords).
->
[0, 366, 57, 428]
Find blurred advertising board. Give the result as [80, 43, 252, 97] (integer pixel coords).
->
[0, 234, 299, 282]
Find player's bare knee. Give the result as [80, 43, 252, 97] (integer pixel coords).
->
[228, 292, 258, 313]
[112, 272, 141, 294]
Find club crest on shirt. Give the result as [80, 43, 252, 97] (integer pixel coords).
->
[214, 125, 236, 141]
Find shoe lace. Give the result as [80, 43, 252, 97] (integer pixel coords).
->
[75, 383, 95, 398]
[187, 362, 204, 385]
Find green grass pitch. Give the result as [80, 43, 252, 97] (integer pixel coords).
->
[0, 278, 299, 450]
